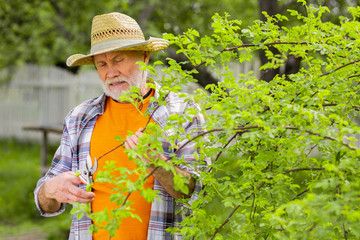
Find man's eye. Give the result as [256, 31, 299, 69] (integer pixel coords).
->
[97, 63, 106, 68]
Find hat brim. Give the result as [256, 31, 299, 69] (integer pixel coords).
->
[66, 37, 169, 67]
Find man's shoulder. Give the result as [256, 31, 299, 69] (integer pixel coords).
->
[165, 91, 199, 112]
[65, 94, 105, 121]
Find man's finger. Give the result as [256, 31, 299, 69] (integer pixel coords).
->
[135, 131, 142, 138]
[64, 185, 94, 203]
[69, 185, 94, 198]
[126, 135, 138, 149]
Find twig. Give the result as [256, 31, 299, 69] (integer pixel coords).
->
[306, 144, 318, 157]
[209, 165, 326, 239]
[293, 189, 309, 200]
[177, 126, 259, 154]
[342, 83, 360, 116]
[308, 225, 316, 232]
[322, 103, 360, 111]
[250, 193, 256, 221]
[283, 167, 325, 173]
[214, 132, 239, 162]
[343, 223, 348, 240]
[209, 204, 242, 239]
[347, 74, 360, 79]
[208, 132, 240, 173]
[283, 126, 357, 150]
[220, 41, 308, 53]
[209, 182, 266, 240]
[319, 59, 360, 77]
[192, 41, 308, 70]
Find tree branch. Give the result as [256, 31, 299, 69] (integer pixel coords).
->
[343, 223, 348, 240]
[319, 59, 360, 77]
[208, 165, 325, 239]
[209, 181, 266, 240]
[167, 48, 220, 90]
[283, 126, 357, 150]
[179, 124, 357, 155]
[208, 132, 240, 173]
[323, 103, 360, 111]
[293, 189, 309, 200]
[192, 41, 308, 70]
[283, 167, 325, 173]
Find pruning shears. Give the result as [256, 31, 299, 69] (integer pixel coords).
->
[79, 154, 98, 185]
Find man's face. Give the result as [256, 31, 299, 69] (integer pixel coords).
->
[93, 50, 149, 100]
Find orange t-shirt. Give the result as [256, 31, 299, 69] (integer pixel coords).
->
[90, 91, 155, 240]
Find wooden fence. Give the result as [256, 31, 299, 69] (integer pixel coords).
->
[0, 61, 260, 142]
[0, 64, 102, 142]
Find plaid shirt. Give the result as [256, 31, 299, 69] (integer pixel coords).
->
[34, 85, 209, 240]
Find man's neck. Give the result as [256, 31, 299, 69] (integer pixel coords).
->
[111, 86, 151, 103]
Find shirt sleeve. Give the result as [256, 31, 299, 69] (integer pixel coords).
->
[172, 99, 211, 208]
[176, 99, 210, 172]
[33, 123, 73, 216]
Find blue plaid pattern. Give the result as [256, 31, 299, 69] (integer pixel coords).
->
[34, 84, 209, 240]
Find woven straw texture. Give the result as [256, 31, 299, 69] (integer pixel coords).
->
[66, 12, 169, 67]
[91, 13, 145, 46]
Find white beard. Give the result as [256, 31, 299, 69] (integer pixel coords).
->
[101, 68, 148, 100]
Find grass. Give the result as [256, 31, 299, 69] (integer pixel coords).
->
[0, 138, 71, 240]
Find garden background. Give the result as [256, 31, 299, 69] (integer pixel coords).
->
[1, 0, 359, 239]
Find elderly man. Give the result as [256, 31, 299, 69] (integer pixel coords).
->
[34, 12, 208, 240]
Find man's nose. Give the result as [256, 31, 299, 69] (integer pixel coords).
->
[106, 65, 120, 79]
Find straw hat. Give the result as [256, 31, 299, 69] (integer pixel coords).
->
[66, 12, 169, 67]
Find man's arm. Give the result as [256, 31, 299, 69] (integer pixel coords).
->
[149, 154, 196, 199]
[37, 172, 95, 213]
[125, 130, 196, 199]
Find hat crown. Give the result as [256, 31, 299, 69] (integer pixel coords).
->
[91, 12, 145, 47]
[66, 12, 169, 66]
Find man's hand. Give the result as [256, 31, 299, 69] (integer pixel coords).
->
[125, 128, 196, 199]
[38, 171, 95, 213]
[125, 128, 149, 160]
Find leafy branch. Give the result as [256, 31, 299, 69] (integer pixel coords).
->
[319, 59, 360, 77]
[209, 166, 327, 239]
[192, 41, 309, 70]
[89, 5, 360, 239]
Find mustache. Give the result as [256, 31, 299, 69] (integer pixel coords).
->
[105, 77, 130, 85]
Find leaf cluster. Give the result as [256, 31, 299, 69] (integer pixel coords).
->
[71, 1, 360, 239]
[160, 2, 360, 239]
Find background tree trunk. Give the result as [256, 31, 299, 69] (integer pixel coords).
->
[258, 0, 301, 82]
[167, 48, 219, 90]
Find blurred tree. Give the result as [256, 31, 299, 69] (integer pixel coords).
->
[258, 0, 357, 81]
[0, 0, 255, 72]
[0, 0, 357, 84]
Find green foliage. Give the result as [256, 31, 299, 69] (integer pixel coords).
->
[0, 138, 71, 239]
[0, 0, 256, 71]
[68, 1, 360, 239]
[0, 139, 40, 222]
[159, 2, 360, 239]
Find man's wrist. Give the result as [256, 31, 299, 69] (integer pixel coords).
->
[38, 181, 61, 213]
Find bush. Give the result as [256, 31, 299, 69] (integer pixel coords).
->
[71, 2, 360, 239]
[97, 2, 360, 239]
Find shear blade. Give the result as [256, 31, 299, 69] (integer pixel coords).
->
[79, 173, 89, 185]
[91, 157, 98, 175]
[86, 154, 93, 171]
